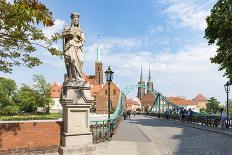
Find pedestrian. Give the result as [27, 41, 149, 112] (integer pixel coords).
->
[188, 108, 193, 123]
[127, 110, 131, 119]
[123, 111, 127, 120]
[180, 107, 185, 122]
[220, 108, 227, 128]
[165, 109, 169, 120]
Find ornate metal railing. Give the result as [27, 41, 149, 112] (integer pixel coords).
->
[90, 116, 121, 143]
[146, 112, 232, 129]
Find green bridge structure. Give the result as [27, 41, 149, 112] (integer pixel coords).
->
[91, 83, 187, 124]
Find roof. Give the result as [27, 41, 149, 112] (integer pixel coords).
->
[167, 96, 194, 105]
[51, 82, 62, 98]
[193, 94, 207, 102]
[83, 74, 95, 86]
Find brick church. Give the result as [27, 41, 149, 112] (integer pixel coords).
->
[84, 38, 121, 114]
[137, 66, 207, 112]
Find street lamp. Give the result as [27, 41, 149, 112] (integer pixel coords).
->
[105, 66, 114, 120]
[224, 81, 231, 128]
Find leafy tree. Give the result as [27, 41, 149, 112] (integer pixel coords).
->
[0, 77, 19, 115]
[14, 85, 41, 113]
[15, 74, 53, 113]
[0, 0, 61, 73]
[206, 97, 221, 114]
[32, 74, 53, 113]
[205, 0, 232, 81]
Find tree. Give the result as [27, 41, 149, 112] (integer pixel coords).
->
[14, 85, 41, 113]
[32, 74, 53, 113]
[0, 77, 19, 115]
[0, 0, 61, 73]
[15, 74, 53, 113]
[205, 0, 232, 81]
[206, 97, 221, 114]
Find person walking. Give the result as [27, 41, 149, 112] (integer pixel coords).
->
[220, 108, 227, 128]
[123, 111, 127, 120]
[188, 108, 193, 123]
[180, 107, 185, 122]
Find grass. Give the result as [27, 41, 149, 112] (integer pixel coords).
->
[0, 113, 62, 121]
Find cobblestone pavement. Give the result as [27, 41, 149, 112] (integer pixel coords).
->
[94, 115, 232, 155]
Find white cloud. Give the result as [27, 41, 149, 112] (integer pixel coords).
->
[159, 0, 215, 31]
[84, 37, 227, 102]
[43, 19, 65, 38]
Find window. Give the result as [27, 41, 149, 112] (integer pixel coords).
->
[98, 66, 100, 71]
[113, 89, 116, 95]
[105, 89, 107, 95]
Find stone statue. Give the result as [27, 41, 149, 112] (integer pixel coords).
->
[59, 13, 95, 155]
[62, 13, 85, 80]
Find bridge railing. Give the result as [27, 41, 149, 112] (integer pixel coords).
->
[146, 112, 232, 129]
[90, 115, 122, 143]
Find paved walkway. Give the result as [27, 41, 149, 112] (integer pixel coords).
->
[94, 115, 232, 155]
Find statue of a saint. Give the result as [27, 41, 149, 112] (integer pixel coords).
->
[62, 13, 85, 80]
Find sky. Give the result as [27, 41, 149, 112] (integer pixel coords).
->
[2, 0, 230, 103]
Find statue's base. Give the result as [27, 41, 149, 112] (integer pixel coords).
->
[58, 145, 95, 155]
[58, 133, 95, 155]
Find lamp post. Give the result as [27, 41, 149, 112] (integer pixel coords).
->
[105, 66, 114, 120]
[224, 81, 231, 128]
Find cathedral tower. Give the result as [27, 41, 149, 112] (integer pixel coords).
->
[137, 65, 145, 100]
[94, 35, 103, 85]
[147, 65, 153, 93]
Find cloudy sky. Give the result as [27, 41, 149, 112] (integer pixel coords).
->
[2, 0, 230, 103]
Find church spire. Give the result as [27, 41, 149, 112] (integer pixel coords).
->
[148, 65, 151, 82]
[140, 65, 143, 81]
[96, 34, 101, 62]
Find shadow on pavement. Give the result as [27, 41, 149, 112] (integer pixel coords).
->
[121, 115, 232, 155]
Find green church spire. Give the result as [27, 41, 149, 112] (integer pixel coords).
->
[96, 34, 101, 62]
[148, 65, 151, 82]
[140, 64, 143, 81]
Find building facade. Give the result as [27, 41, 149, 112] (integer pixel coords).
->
[50, 82, 62, 113]
[96, 82, 121, 114]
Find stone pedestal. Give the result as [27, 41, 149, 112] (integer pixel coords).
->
[59, 79, 95, 155]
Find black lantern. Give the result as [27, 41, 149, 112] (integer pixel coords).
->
[105, 66, 114, 83]
[224, 81, 231, 128]
[105, 66, 114, 120]
[224, 81, 231, 93]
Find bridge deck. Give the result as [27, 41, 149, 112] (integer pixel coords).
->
[94, 115, 232, 155]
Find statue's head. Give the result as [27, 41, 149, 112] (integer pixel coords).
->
[71, 13, 80, 27]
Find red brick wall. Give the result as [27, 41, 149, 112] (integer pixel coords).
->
[0, 120, 62, 153]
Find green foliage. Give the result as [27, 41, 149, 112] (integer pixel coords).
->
[14, 85, 41, 113]
[0, 113, 61, 121]
[15, 74, 54, 114]
[0, 77, 19, 115]
[0, 0, 62, 73]
[205, 0, 232, 81]
[206, 97, 221, 114]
